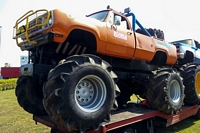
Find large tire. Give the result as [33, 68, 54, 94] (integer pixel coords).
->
[136, 28, 165, 40]
[145, 68, 184, 114]
[154, 29, 164, 40]
[180, 63, 200, 105]
[15, 76, 46, 115]
[43, 54, 120, 132]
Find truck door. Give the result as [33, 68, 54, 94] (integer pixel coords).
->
[106, 12, 135, 58]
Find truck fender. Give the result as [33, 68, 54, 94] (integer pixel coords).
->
[183, 50, 194, 63]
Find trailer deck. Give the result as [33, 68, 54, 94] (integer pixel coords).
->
[33, 104, 200, 133]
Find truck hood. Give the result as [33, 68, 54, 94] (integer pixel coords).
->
[67, 13, 106, 28]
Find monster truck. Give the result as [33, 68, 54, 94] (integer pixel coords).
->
[171, 39, 200, 106]
[13, 6, 196, 132]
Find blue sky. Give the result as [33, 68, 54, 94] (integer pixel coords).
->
[0, 0, 200, 67]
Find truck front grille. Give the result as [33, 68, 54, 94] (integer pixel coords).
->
[13, 9, 53, 49]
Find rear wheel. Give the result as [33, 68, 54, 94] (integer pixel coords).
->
[43, 54, 120, 132]
[15, 76, 46, 115]
[180, 63, 200, 105]
[145, 68, 184, 114]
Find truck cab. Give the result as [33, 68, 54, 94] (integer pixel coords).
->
[172, 39, 200, 64]
[88, 7, 177, 65]
[86, 8, 135, 59]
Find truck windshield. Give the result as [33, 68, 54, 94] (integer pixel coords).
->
[87, 11, 108, 22]
[172, 39, 193, 46]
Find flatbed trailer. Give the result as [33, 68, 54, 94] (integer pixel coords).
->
[33, 103, 200, 133]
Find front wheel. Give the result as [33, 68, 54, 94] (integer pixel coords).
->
[43, 55, 119, 132]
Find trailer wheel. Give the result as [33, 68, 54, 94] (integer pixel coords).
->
[43, 54, 119, 132]
[180, 63, 200, 105]
[145, 68, 184, 114]
[15, 76, 46, 115]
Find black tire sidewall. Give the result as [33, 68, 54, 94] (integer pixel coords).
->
[181, 63, 200, 105]
[63, 65, 115, 122]
[16, 76, 46, 115]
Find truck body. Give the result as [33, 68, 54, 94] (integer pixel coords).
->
[172, 39, 200, 64]
[1, 67, 20, 78]
[12, 6, 200, 132]
[13, 8, 177, 65]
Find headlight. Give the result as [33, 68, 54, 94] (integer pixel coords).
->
[16, 26, 26, 36]
[48, 18, 52, 25]
[41, 13, 52, 29]
[179, 53, 185, 59]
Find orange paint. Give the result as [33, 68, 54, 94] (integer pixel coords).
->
[13, 9, 177, 65]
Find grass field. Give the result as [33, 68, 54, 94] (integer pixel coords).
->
[1, 90, 200, 133]
[0, 90, 50, 133]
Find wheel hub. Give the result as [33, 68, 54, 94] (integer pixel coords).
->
[76, 80, 94, 105]
[170, 80, 181, 104]
[75, 75, 107, 112]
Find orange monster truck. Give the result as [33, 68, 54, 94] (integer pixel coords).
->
[13, 6, 196, 132]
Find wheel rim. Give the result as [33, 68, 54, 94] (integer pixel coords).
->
[170, 80, 181, 104]
[196, 72, 200, 96]
[75, 75, 107, 112]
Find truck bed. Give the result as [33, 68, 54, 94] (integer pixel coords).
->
[33, 104, 200, 133]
